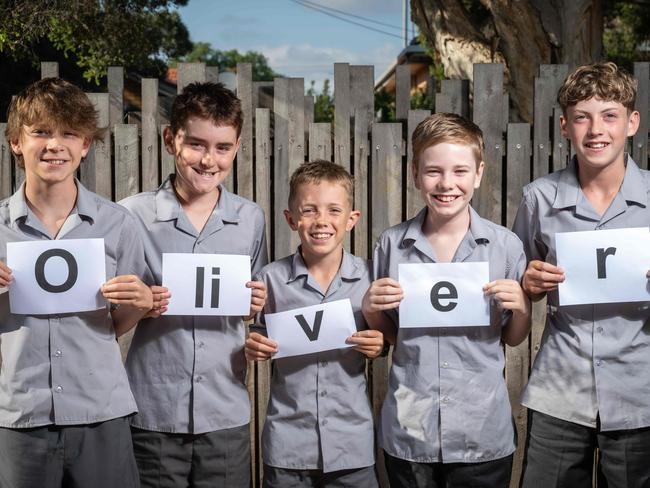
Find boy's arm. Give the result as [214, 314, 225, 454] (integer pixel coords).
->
[0, 261, 12, 287]
[362, 278, 401, 345]
[103, 275, 153, 337]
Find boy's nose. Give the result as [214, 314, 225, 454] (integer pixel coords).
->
[589, 118, 604, 135]
[46, 135, 64, 150]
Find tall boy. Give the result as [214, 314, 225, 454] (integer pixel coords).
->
[120, 81, 267, 487]
[363, 113, 531, 488]
[514, 62, 650, 487]
[245, 160, 384, 488]
[0, 78, 153, 488]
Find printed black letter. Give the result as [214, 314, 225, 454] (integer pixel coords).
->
[295, 310, 324, 341]
[596, 247, 616, 279]
[34, 249, 78, 293]
[430, 281, 458, 312]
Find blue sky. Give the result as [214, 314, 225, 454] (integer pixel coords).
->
[176, 0, 415, 89]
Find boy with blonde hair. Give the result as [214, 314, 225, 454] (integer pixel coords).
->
[246, 160, 384, 487]
[363, 113, 531, 487]
[0, 78, 152, 488]
[514, 62, 650, 487]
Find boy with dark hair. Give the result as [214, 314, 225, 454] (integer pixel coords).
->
[120, 81, 267, 488]
[246, 160, 384, 488]
[514, 62, 650, 487]
[363, 113, 531, 488]
[0, 77, 152, 488]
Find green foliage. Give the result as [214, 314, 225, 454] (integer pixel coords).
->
[0, 0, 192, 82]
[603, 1, 650, 69]
[172, 42, 281, 81]
[410, 88, 433, 111]
[307, 79, 334, 123]
[374, 88, 395, 122]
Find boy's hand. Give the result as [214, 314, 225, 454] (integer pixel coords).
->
[347, 329, 384, 359]
[484, 279, 530, 316]
[522, 260, 565, 297]
[143, 285, 171, 319]
[647, 269, 650, 280]
[244, 281, 267, 320]
[245, 332, 278, 361]
[0, 261, 12, 287]
[362, 278, 403, 314]
[102, 275, 153, 312]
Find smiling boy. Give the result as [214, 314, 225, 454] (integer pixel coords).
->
[0, 78, 152, 488]
[363, 113, 531, 488]
[120, 82, 267, 487]
[513, 62, 650, 487]
[245, 160, 383, 488]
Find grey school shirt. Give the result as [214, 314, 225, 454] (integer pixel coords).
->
[375, 206, 525, 463]
[256, 249, 375, 472]
[0, 181, 142, 428]
[120, 176, 267, 434]
[512, 155, 650, 431]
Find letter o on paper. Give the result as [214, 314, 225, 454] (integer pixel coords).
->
[430, 281, 458, 312]
[34, 249, 79, 293]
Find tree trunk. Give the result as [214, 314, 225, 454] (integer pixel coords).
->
[411, 0, 603, 122]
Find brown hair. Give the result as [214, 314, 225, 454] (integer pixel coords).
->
[170, 82, 243, 137]
[288, 160, 354, 208]
[557, 62, 637, 114]
[5, 78, 101, 167]
[411, 113, 484, 170]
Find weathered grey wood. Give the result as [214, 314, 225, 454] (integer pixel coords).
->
[505, 123, 532, 487]
[351, 66, 374, 258]
[533, 65, 568, 179]
[0, 124, 12, 198]
[436, 79, 469, 116]
[304, 96, 315, 124]
[273, 78, 304, 259]
[206, 66, 219, 83]
[334, 63, 351, 168]
[40, 62, 59, 79]
[160, 124, 175, 180]
[553, 108, 569, 169]
[82, 93, 111, 199]
[108, 67, 124, 128]
[114, 124, 139, 201]
[633, 62, 649, 169]
[308, 123, 332, 161]
[236, 63, 254, 200]
[406, 110, 430, 220]
[177, 63, 206, 93]
[472, 64, 505, 225]
[371, 123, 402, 488]
[395, 64, 410, 120]
[255, 108, 272, 260]
[141, 79, 159, 190]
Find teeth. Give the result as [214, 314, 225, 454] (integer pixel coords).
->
[196, 169, 215, 176]
[311, 233, 331, 239]
[435, 195, 458, 202]
[587, 143, 608, 149]
[43, 159, 66, 165]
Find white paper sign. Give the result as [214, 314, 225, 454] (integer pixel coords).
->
[556, 227, 650, 306]
[162, 253, 251, 316]
[399, 262, 490, 328]
[7, 238, 106, 314]
[264, 299, 357, 359]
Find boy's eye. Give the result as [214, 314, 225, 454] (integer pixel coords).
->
[604, 112, 617, 119]
[329, 208, 342, 215]
[301, 208, 316, 216]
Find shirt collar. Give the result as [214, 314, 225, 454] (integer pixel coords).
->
[288, 246, 363, 283]
[553, 154, 647, 210]
[8, 179, 97, 224]
[154, 175, 241, 223]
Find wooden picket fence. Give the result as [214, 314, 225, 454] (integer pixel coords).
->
[1, 60, 649, 487]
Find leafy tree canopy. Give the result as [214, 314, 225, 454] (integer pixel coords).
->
[173, 42, 281, 81]
[0, 0, 193, 82]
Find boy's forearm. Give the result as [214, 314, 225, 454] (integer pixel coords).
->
[502, 308, 532, 347]
[112, 305, 148, 337]
[363, 310, 397, 345]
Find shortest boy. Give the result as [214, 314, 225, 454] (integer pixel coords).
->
[363, 113, 531, 488]
[246, 160, 384, 488]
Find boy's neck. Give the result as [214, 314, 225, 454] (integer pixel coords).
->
[576, 156, 626, 216]
[422, 207, 471, 263]
[300, 246, 344, 294]
[173, 178, 221, 233]
[24, 177, 78, 237]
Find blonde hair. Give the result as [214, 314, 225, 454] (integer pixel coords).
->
[411, 113, 484, 170]
[6, 78, 101, 167]
[288, 160, 354, 208]
[557, 62, 637, 114]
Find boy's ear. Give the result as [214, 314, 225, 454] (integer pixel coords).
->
[559, 115, 569, 139]
[80, 136, 92, 158]
[627, 110, 641, 137]
[411, 162, 420, 190]
[474, 161, 485, 189]
[345, 210, 361, 231]
[283, 208, 299, 231]
[162, 126, 176, 155]
[9, 138, 22, 156]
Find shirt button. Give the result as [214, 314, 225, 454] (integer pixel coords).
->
[595, 360, 602, 367]
[596, 327, 604, 334]
[321, 419, 328, 426]
[441, 361, 449, 368]
[55, 385, 63, 393]
[54, 349, 62, 357]
[441, 396, 449, 404]
[197, 341, 204, 348]
[196, 375, 203, 382]
[320, 361, 328, 367]
[320, 390, 327, 397]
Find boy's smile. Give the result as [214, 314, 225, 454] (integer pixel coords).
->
[561, 98, 639, 172]
[11, 125, 90, 185]
[414, 142, 483, 224]
[284, 181, 359, 263]
[167, 116, 240, 199]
